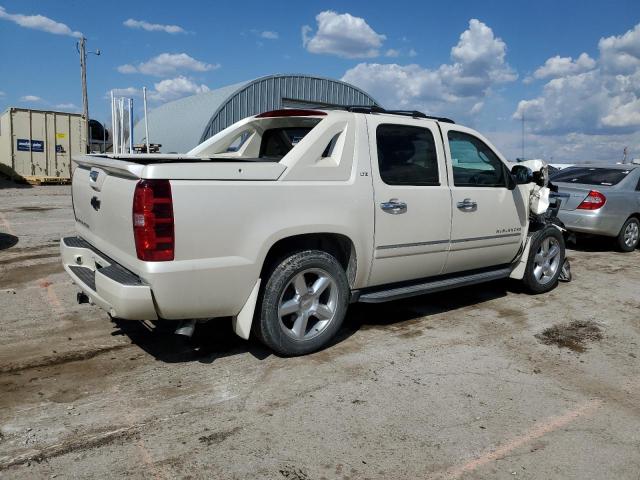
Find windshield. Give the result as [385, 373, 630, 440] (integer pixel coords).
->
[551, 167, 633, 186]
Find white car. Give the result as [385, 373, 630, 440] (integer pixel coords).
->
[61, 107, 565, 355]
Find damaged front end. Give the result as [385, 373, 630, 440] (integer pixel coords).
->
[511, 160, 572, 282]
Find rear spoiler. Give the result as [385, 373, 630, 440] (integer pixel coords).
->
[72, 153, 207, 179]
[72, 155, 145, 179]
[72, 154, 287, 181]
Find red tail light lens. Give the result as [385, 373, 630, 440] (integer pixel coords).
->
[133, 180, 174, 261]
[577, 190, 606, 210]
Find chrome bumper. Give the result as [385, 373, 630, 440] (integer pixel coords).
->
[60, 236, 158, 320]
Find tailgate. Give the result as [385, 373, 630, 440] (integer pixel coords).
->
[72, 161, 140, 270]
[552, 183, 592, 211]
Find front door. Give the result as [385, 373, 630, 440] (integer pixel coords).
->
[441, 125, 527, 274]
[368, 116, 452, 286]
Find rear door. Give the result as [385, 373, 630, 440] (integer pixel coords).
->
[440, 125, 527, 274]
[367, 116, 452, 286]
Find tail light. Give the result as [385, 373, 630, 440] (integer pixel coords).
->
[577, 190, 606, 210]
[132, 180, 174, 261]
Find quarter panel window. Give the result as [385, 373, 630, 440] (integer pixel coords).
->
[448, 131, 507, 187]
[376, 124, 439, 186]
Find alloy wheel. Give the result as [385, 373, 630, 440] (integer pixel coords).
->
[624, 221, 639, 248]
[533, 236, 562, 285]
[278, 268, 338, 340]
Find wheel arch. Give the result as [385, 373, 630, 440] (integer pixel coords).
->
[260, 232, 358, 287]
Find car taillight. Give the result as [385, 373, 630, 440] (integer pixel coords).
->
[577, 190, 606, 210]
[132, 179, 174, 261]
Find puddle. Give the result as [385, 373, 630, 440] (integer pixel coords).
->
[535, 321, 603, 352]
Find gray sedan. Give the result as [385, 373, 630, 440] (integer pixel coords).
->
[551, 164, 640, 251]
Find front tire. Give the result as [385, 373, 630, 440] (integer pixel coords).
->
[254, 250, 350, 356]
[616, 217, 640, 252]
[522, 226, 565, 294]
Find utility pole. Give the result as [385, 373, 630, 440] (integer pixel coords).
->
[521, 111, 525, 161]
[77, 37, 100, 153]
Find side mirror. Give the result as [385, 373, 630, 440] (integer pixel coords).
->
[511, 165, 534, 185]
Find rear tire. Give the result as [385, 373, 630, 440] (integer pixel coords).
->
[616, 217, 640, 252]
[254, 250, 350, 356]
[522, 226, 565, 294]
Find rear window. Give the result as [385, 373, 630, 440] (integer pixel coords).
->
[552, 167, 633, 186]
[259, 127, 314, 160]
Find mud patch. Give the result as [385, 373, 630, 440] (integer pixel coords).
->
[16, 206, 62, 212]
[0, 252, 60, 266]
[0, 425, 140, 469]
[535, 321, 603, 352]
[0, 261, 63, 289]
[279, 464, 309, 480]
[198, 426, 241, 446]
[0, 343, 131, 374]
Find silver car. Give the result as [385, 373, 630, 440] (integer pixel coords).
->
[552, 165, 640, 251]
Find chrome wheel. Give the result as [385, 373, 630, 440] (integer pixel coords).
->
[533, 236, 561, 285]
[623, 221, 639, 248]
[278, 268, 338, 340]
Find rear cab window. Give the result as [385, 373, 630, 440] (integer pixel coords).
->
[552, 167, 633, 186]
[375, 124, 439, 186]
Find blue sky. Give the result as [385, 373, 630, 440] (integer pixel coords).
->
[0, 0, 639, 161]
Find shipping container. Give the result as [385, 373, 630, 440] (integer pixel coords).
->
[0, 107, 85, 182]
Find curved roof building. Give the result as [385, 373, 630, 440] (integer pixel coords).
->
[134, 74, 378, 153]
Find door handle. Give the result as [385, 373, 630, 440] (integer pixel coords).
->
[380, 199, 407, 214]
[457, 198, 477, 211]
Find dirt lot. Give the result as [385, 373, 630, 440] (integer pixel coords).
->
[1, 181, 639, 479]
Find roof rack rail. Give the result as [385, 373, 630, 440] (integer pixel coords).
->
[338, 105, 455, 124]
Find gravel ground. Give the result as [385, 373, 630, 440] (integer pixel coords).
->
[0, 181, 639, 479]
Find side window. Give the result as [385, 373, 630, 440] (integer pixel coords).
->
[636, 176, 640, 191]
[448, 131, 507, 187]
[376, 124, 439, 186]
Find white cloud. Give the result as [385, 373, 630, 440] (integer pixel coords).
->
[20, 95, 43, 102]
[514, 22, 640, 134]
[470, 101, 484, 115]
[598, 23, 640, 74]
[302, 10, 386, 58]
[526, 53, 595, 82]
[489, 129, 640, 164]
[0, 91, 5, 97]
[0, 6, 82, 37]
[109, 87, 141, 97]
[260, 30, 279, 40]
[342, 19, 516, 116]
[408, 48, 417, 57]
[55, 103, 79, 110]
[123, 18, 186, 34]
[149, 76, 210, 102]
[385, 49, 400, 58]
[117, 53, 219, 76]
[107, 76, 210, 104]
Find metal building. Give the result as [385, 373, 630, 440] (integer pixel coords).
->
[0, 108, 85, 182]
[134, 74, 378, 153]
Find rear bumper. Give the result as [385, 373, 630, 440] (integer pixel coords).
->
[60, 236, 158, 320]
[557, 209, 622, 237]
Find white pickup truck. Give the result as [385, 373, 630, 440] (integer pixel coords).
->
[61, 107, 566, 355]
